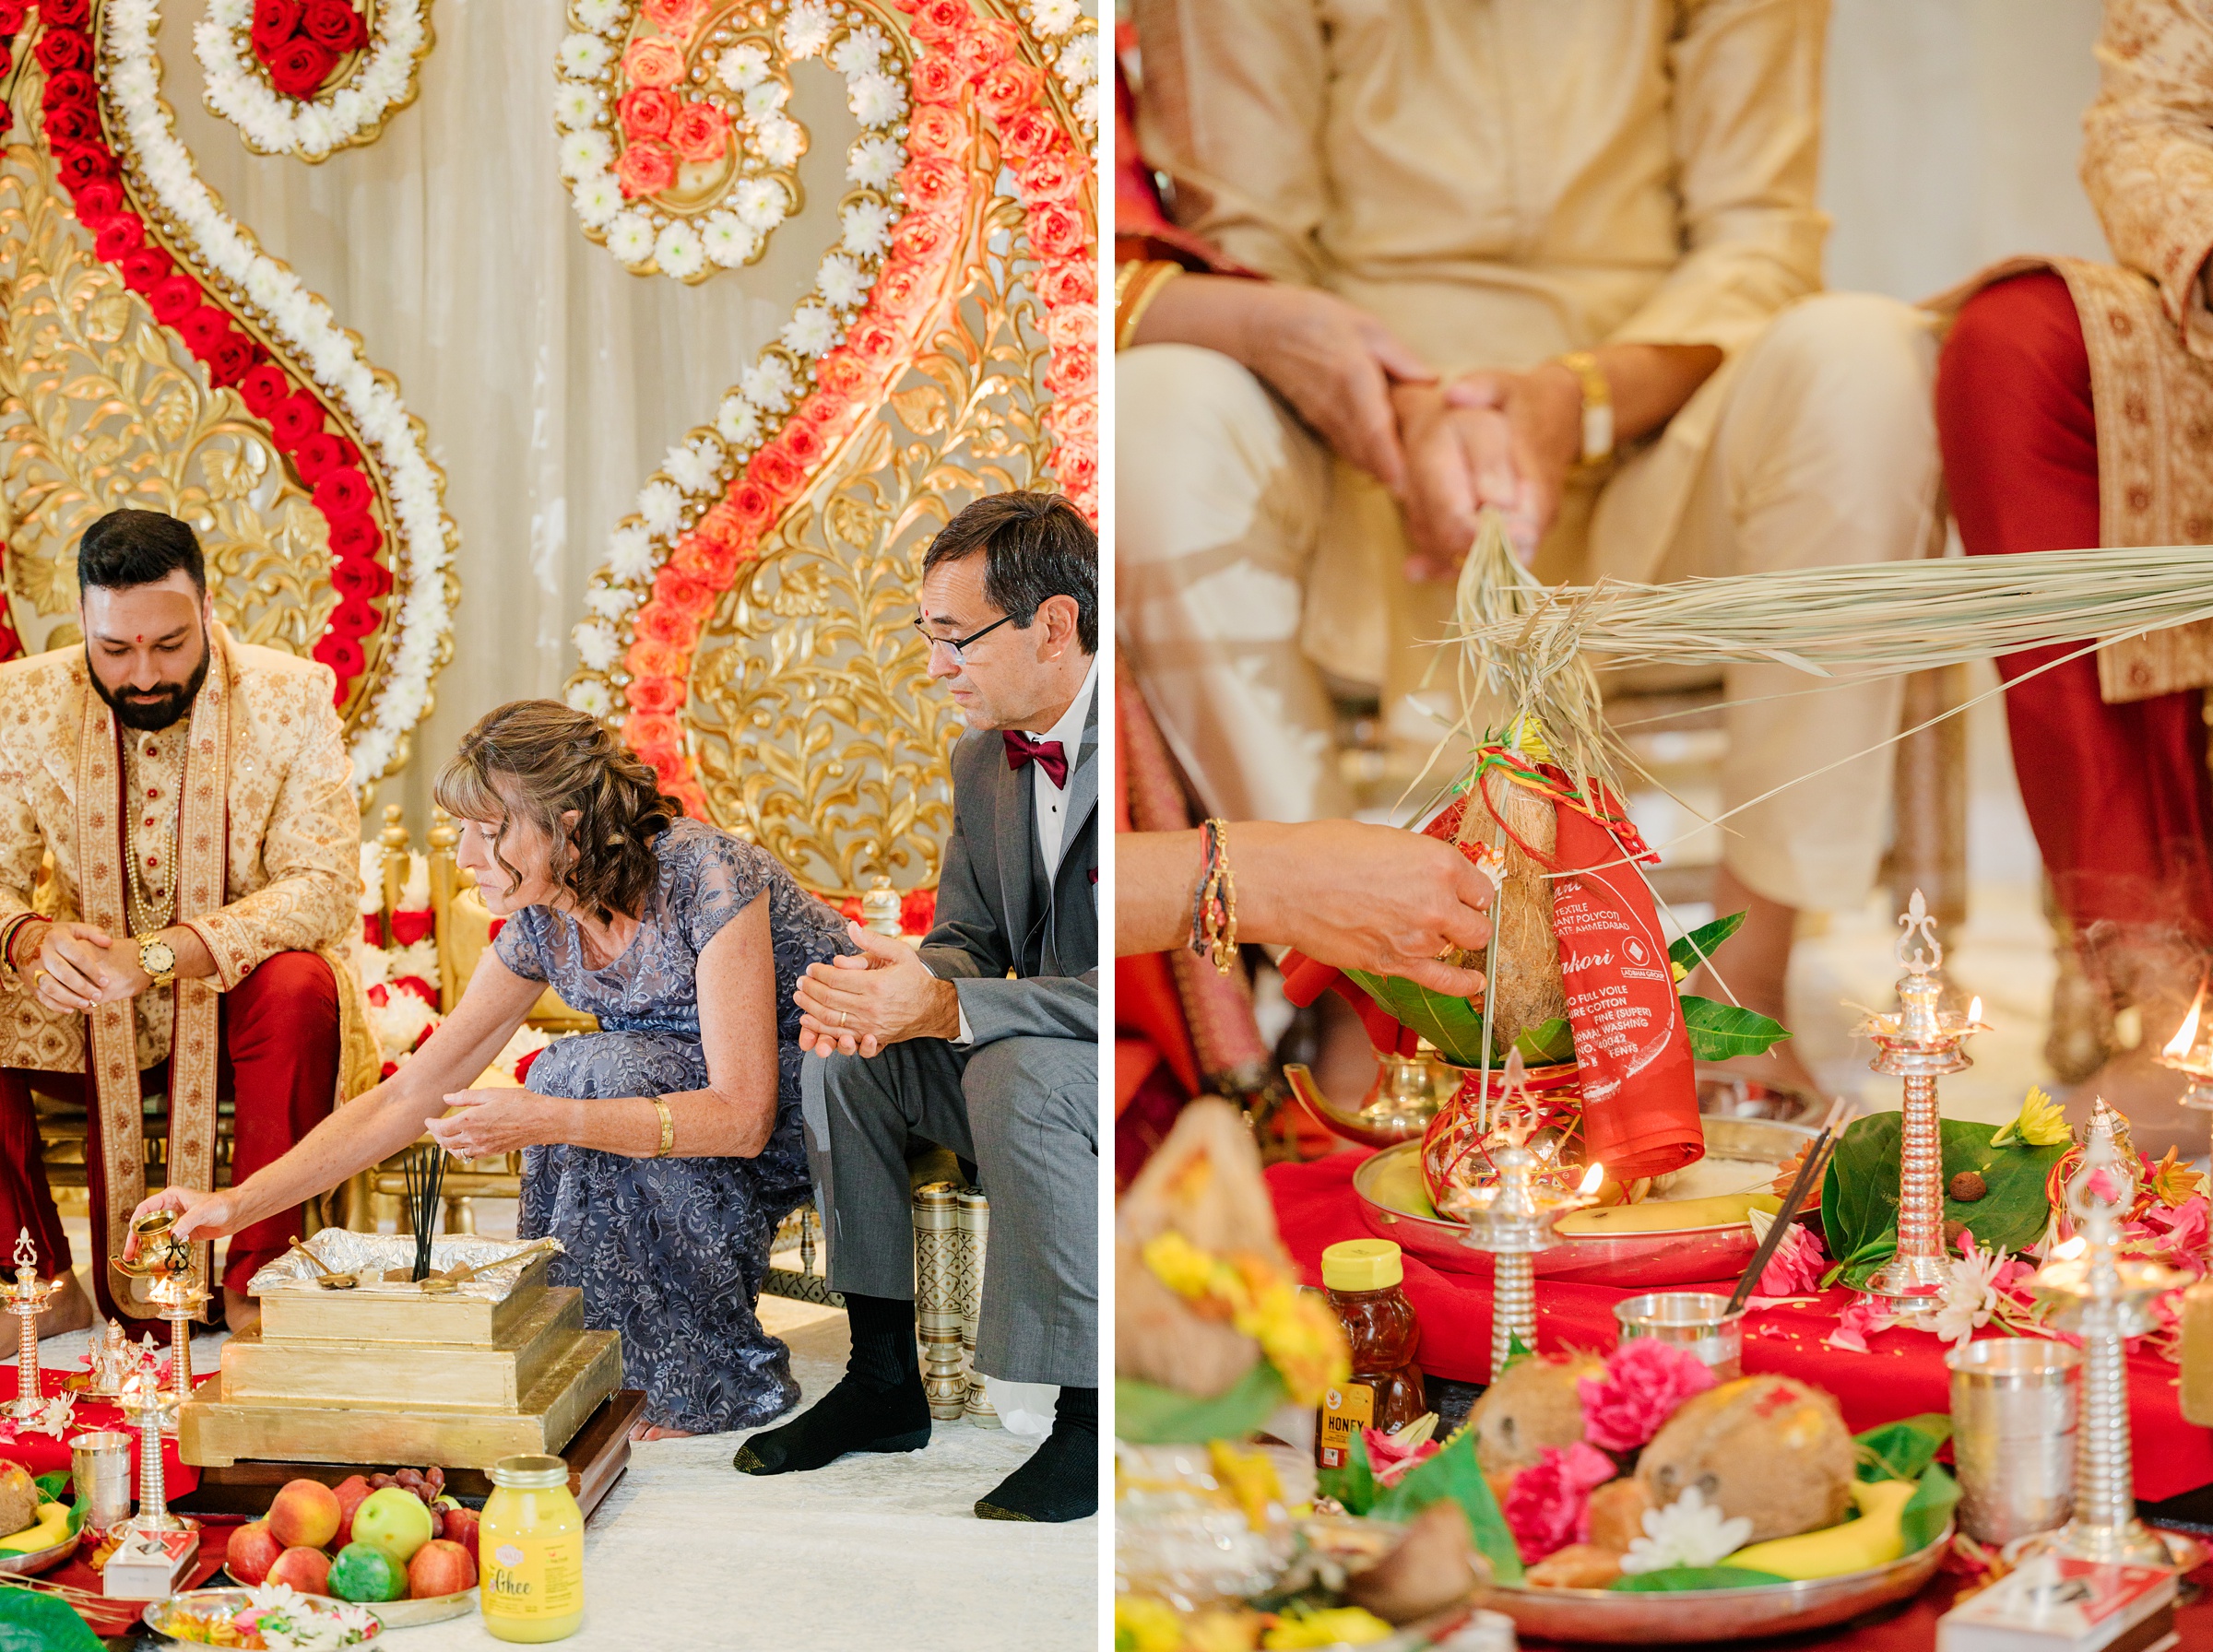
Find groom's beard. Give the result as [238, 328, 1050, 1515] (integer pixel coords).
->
[89, 636, 210, 731]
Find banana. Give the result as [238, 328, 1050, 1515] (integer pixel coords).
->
[1721, 1479, 1918, 1581]
[0, 1502, 71, 1554]
[1556, 1191, 1757, 1235]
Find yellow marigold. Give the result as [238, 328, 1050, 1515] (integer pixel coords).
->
[1185, 1612, 1263, 1652]
[1117, 1596, 1185, 1652]
[1142, 1232, 1236, 1305]
[1142, 1234, 1349, 1402]
[1993, 1086, 2070, 1149]
[1208, 1439, 1286, 1530]
[2148, 1146, 2207, 1208]
[1262, 1608, 1395, 1649]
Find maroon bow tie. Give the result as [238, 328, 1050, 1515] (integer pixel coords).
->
[1002, 731, 1069, 789]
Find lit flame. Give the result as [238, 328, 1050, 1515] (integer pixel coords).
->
[2053, 1235, 2088, 1261]
[1579, 1162, 1604, 1196]
[1967, 996, 1982, 1027]
[2165, 985, 2206, 1061]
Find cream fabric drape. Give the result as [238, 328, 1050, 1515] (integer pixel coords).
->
[147, 0, 861, 818]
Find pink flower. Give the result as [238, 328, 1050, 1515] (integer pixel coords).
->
[1757, 1221, 1828, 1298]
[1576, 1339, 1717, 1453]
[1503, 1443, 1615, 1563]
[1827, 1295, 1894, 1354]
[623, 36, 686, 89]
[1362, 1425, 1439, 1489]
[2141, 1197, 2209, 1261]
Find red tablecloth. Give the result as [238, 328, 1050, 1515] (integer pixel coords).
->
[0, 1365, 204, 1503]
[45, 1517, 240, 1639]
[1269, 1152, 2213, 1502]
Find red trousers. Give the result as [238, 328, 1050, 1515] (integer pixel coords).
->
[1935, 271, 2213, 949]
[0, 950, 339, 1322]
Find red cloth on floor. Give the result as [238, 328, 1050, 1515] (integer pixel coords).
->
[1936, 269, 2213, 944]
[1269, 1152, 2213, 1501]
[0, 1365, 204, 1502]
[44, 1517, 241, 1638]
[0, 950, 340, 1325]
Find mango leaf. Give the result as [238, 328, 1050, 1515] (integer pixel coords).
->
[1344, 969, 1490, 1068]
[1114, 1363, 1287, 1446]
[1499, 1328, 1537, 1373]
[1899, 1464, 1962, 1554]
[1369, 1428, 1524, 1586]
[0, 1592, 102, 1652]
[1512, 1018, 1576, 1066]
[1316, 1429, 1377, 1516]
[1681, 996, 1792, 1061]
[1820, 1114, 2066, 1289]
[1667, 912, 1746, 977]
[1854, 1415, 1951, 1484]
[1610, 1566, 1792, 1592]
[31, 1471, 65, 1504]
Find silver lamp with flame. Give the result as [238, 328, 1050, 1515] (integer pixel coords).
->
[0, 1229, 60, 1419]
[2156, 981, 2213, 1169]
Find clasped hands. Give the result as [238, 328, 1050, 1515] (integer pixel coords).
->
[30, 921, 155, 1015]
[794, 921, 961, 1058]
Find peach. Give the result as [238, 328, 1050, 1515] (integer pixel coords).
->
[266, 1545, 332, 1596]
[266, 1478, 342, 1552]
[406, 1537, 477, 1599]
[225, 1520, 283, 1587]
[332, 1474, 373, 1550]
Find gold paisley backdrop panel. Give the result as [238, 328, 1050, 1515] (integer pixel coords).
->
[4, 2, 868, 820]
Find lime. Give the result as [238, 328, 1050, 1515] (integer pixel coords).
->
[327, 1540, 405, 1603]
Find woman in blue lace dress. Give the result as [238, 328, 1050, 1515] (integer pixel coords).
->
[135, 701, 851, 1438]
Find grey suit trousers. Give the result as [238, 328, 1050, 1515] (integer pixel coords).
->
[803, 1034, 1097, 1387]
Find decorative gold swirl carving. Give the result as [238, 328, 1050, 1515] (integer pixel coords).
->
[682, 188, 1057, 895]
[0, 131, 337, 658]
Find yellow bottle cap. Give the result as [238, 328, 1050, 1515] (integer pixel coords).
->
[1321, 1238, 1402, 1292]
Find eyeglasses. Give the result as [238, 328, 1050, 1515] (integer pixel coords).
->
[912, 611, 1018, 666]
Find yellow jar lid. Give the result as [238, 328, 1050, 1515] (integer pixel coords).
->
[1321, 1238, 1402, 1292]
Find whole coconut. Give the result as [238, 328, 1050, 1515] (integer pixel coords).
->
[1635, 1376, 1855, 1543]
[0, 1464, 36, 1540]
[1467, 1353, 1604, 1479]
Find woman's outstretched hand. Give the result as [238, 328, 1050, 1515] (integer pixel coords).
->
[127, 1185, 245, 1247]
[428, 1092, 558, 1159]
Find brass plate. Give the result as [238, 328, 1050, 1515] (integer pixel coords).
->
[219, 1288, 586, 1412]
[178, 1328, 621, 1470]
[256, 1255, 554, 1347]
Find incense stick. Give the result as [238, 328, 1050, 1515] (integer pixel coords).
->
[1725, 1096, 1853, 1317]
[403, 1143, 445, 1282]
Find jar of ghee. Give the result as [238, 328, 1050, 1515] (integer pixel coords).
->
[1314, 1238, 1425, 1469]
[479, 1453, 584, 1642]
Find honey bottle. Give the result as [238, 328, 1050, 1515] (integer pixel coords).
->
[1315, 1238, 1425, 1469]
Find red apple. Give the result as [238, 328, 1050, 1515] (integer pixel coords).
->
[437, 1504, 479, 1564]
[225, 1520, 282, 1587]
[266, 1478, 341, 1551]
[266, 1545, 332, 1595]
[332, 1474, 373, 1550]
[406, 1538, 477, 1599]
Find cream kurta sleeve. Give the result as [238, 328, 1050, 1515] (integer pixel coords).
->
[0, 740, 41, 929]
[1605, 0, 1827, 357]
[2079, 0, 2213, 358]
[1129, 0, 1329, 286]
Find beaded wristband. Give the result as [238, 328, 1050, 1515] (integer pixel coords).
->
[1189, 819, 1237, 975]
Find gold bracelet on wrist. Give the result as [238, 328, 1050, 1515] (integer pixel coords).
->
[651, 1096, 674, 1158]
[1115, 259, 1183, 351]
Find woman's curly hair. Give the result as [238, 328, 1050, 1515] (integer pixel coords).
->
[432, 701, 681, 923]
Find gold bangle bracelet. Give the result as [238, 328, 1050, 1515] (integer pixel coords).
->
[651, 1096, 674, 1158]
[1115, 259, 1182, 350]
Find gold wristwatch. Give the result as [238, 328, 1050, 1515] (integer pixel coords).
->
[1556, 349, 1615, 469]
[137, 934, 177, 989]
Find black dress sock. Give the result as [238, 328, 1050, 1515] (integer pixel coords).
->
[975, 1385, 1098, 1522]
[732, 1293, 931, 1476]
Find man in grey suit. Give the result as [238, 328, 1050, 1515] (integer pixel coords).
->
[736, 491, 1098, 1523]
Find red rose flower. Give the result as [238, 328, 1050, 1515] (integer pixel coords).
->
[780, 419, 825, 466]
[692, 502, 744, 549]
[617, 87, 676, 142]
[1051, 442, 1096, 494]
[870, 261, 933, 318]
[120, 248, 173, 294]
[239, 363, 291, 416]
[953, 21, 1019, 84]
[70, 177, 123, 229]
[1025, 201, 1087, 262]
[330, 552, 389, 599]
[179, 304, 231, 351]
[326, 593, 380, 637]
[909, 0, 969, 43]
[899, 887, 936, 935]
[799, 386, 851, 433]
[34, 29, 89, 73]
[909, 53, 961, 106]
[652, 564, 716, 620]
[633, 601, 699, 649]
[43, 100, 95, 142]
[999, 107, 1056, 162]
[38, 0, 88, 28]
[249, 0, 302, 55]
[1047, 301, 1096, 352]
[1018, 146, 1085, 205]
[313, 632, 364, 679]
[814, 351, 872, 401]
[148, 276, 202, 325]
[1035, 256, 1094, 310]
[311, 466, 373, 520]
[627, 674, 687, 714]
[673, 533, 740, 586]
[892, 211, 958, 266]
[625, 640, 687, 682]
[975, 58, 1042, 122]
[614, 140, 678, 200]
[326, 513, 383, 560]
[668, 100, 728, 165]
[905, 104, 966, 159]
[205, 334, 256, 388]
[52, 143, 114, 195]
[293, 430, 349, 484]
[299, 0, 366, 54]
[622, 36, 686, 89]
[645, 749, 690, 791]
[726, 479, 775, 530]
[897, 156, 966, 218]
[642, 0, 707, 34]
[1049, 393, 1096, 443]
[92, 214, 143, 261]
[0, 3, 29, 34]
[272, 391, 325, 449]
[266, 39, 335, 98]
[750, 443, 803, 500]
[41, 68, 95, 112]
[846, 317, 905, 366]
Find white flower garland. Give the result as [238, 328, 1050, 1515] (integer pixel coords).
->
[108, 0, 457, 787]
[1018, 0, 1097, 135]
[192, 0, 432, 162]
[555, 0, 906, 284]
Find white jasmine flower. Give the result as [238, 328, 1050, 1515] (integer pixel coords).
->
[637, 481, 687, 537]
[741, 78, 790, 120]
[1073, 82, 1097, 131]
[754, 115, 802, 167]
[207, 0, 251, 24]
[817, 252, 870, 310]
[575, 0, 625, 34]
[781, 0, 834, 59]
[606, 211, 657, 264]
[840, 200, 895, 258]
[664, 437, 726, 495]
[558, 32, 613, 78]
[701, 211, 762, 268]
[565, 678, 614, 719]
[558, 128, 614, 179]
[716, 395, 763, 448]
[716, 43, 770, 90]
[846, 134, 900, 190]
[572, 620, 620, 671]
[554, 83, 602, 131]
[741, 356, 798, 412]
[655, 220, 706, 280]
[572, 173, 621, 228]
[781, 303, 838, 358]
[847, 70, 904, 128]
[1619, 1487, 1754, 1575]
[608, 525, 657, 582]
[1056, 30, 1097, 88]
[586, 584, 637, 620]
[829, 30, 883, 76]
[732, 178, 789, 232]
[1029, 0, 1080, 36]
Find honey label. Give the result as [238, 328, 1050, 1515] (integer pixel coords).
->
[482, 1535, 582, 1621]
[1317, 1380, 1375, 1469]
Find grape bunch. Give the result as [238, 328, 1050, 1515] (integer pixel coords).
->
[365, 1465, 449, 1537]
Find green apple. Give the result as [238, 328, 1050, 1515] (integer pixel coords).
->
[327, 1540, 405, 1603]
[349, 1487, 434, 1568]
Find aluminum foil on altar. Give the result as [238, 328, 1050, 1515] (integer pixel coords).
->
[246, 1229, 564, 1304]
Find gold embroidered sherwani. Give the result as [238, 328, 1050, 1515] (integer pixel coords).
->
[0, 625, 377, 1312]
[1120, 0, 1944, 911]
